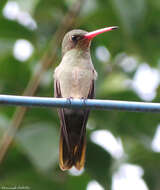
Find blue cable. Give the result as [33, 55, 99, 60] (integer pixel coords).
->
[0, 95, 160, 113]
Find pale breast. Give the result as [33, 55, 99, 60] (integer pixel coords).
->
[54, 49, 97, 98]
[57, 66, 94, 98]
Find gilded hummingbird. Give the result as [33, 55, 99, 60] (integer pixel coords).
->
[54, 26, 118, 171]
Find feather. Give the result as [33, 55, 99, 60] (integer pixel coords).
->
[54, 79, 94, 170]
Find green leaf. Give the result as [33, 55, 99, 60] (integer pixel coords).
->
[0, 56, 31, 94]
[111, 0, 146, 35]
[0, 147, 64, 190]
[0, 0, 7, 12]
[16, 122, 59, 171]
[66, 173, 91, 190]
[127, 143, 160, 190]
[0, 17, 35, 42]
[86, 140, 112, 188]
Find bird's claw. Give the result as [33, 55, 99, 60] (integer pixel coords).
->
[67, 97, 73, 105]
[81, 97, 87, 106]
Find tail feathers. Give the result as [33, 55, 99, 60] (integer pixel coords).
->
[59, 129, 86, 171]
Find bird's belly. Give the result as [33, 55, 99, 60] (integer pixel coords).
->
[59, 67, 93, 98]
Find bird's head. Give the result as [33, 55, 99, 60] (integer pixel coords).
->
[61, 26, 118, 56]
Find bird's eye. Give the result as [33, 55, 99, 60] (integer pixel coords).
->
[71, 35, 78, 42]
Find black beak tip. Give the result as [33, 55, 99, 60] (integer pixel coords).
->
[112, 26, 119, 30]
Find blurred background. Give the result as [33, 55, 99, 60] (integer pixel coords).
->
[0, 0, 160, 189]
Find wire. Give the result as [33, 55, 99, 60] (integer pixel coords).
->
[0, 95, 160, 113]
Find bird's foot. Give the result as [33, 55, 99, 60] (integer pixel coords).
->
[67, 97, 73, 105]
[81, 97, 87, 106]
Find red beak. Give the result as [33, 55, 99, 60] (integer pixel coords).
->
[84, 26, 118, 40]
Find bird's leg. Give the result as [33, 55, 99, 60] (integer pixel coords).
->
[67, 97, 73, 105]
[81, 97, 87, 108]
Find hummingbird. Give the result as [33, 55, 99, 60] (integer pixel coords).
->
[54, 26, 118, 171]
